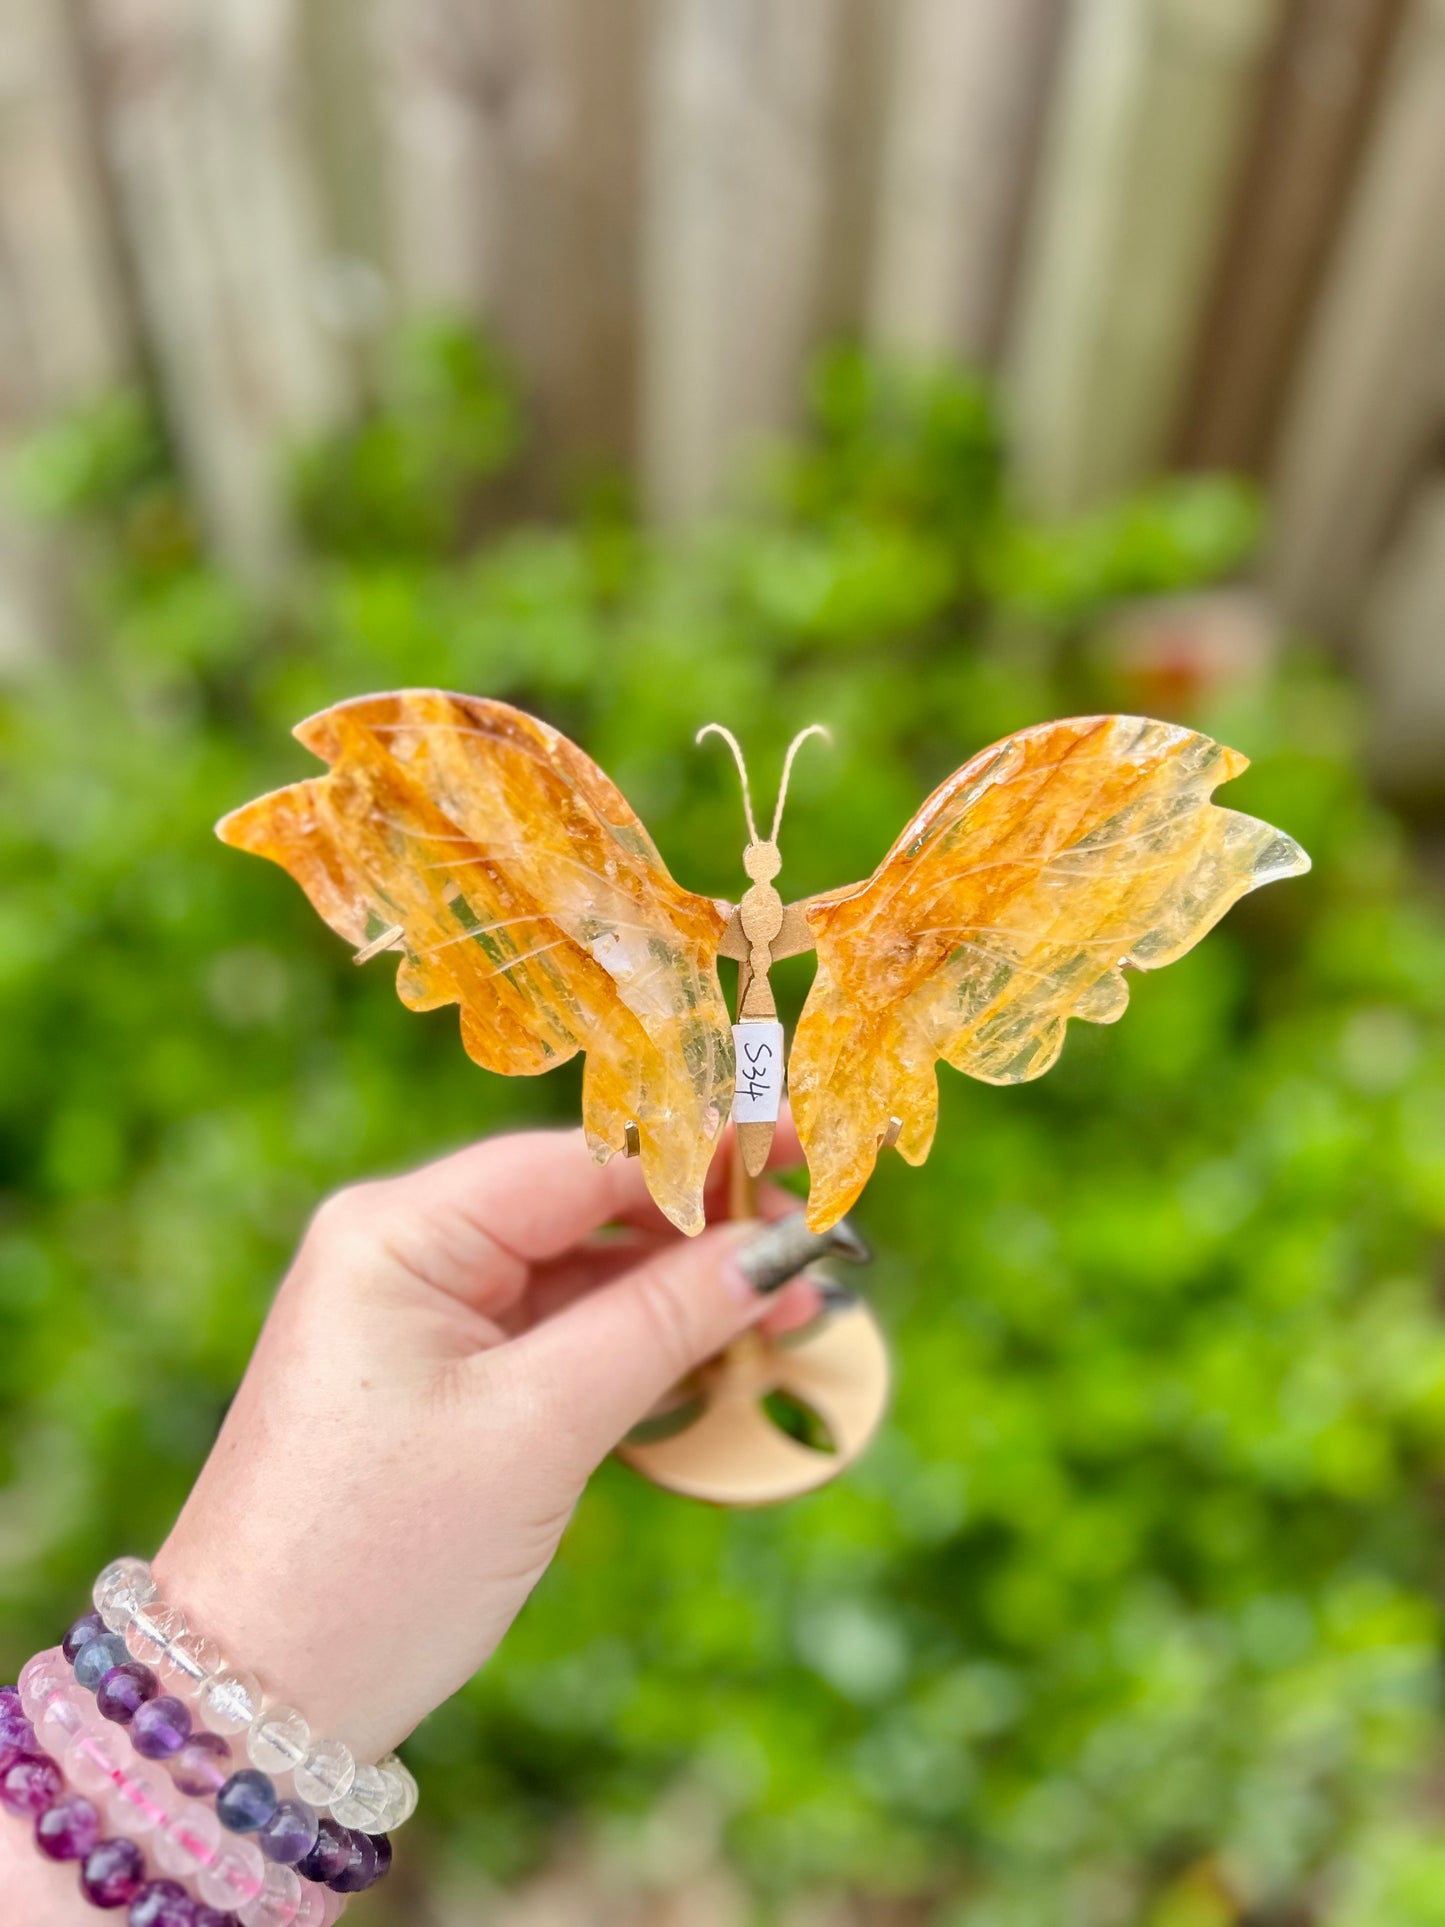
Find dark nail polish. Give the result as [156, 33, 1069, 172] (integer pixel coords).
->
[733, 1211, 871, 1295]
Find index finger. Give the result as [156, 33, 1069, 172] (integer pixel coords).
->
[358, 1109, 803, 1301]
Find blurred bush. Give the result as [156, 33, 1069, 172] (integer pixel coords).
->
[2, 329, 1444, 1926]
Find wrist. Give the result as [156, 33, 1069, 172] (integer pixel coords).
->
[151, 1526, 419, 1769]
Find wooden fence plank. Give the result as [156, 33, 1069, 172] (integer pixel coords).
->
[0, 0, 131, 423]
[375, 0, 508, 324]
[1177, 0, 1403, 474]
[87, 0, 351, 584]
[380, 0, 647, 489]
[1006, 0, 1284, 516]
[1358, 474, 1445, 800]
[867, 0, 1063, 367]
[0, 0, 132, 668]
[493, 0, 649, 484]
[640, 0, 850, 524]
[1266, 0, 1445, 636]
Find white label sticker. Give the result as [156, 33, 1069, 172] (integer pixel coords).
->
[731, 1021, 786, 1122]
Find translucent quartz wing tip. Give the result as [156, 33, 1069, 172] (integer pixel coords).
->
[218, 690, 734, 1234]
[1248, 825, 1311, 884]
[789, 715, 1310, 1232]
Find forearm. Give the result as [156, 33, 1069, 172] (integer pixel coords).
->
[0, 1135, 824, 1925]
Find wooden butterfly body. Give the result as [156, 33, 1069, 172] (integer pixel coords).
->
[219, 692, 1310, 1238]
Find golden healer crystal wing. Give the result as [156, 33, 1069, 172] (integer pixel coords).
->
[217, 692, 734, 1234]
[788, 715, 1310, 1232]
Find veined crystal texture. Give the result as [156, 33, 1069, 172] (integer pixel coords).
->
[329, 1760, 389, 1831]
[102, 1760, 170, 1835]
[65, 1729, 130, 1802]
[239, 1861, 303, 1927]
[159, 1628, 223, 1691]
[124, 1604, 187, 1669]
[198, 1834, 266, 1912]
[37, 1681, 89, 1749]
[292, 1737, 354, 1809]
[376, 1756, 417, 1829]
[199, 1669, 263, 1737]
[247, 1707, 309, 1776]
[94, 1559, 159, 1634]
[217, 692, 735, 1235]
[152, 1799, 222, 1881]
[18, 1649, 68, 1719]
[790, 716, 1311, 1230]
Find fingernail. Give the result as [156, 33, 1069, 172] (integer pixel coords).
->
[727, 1210, 872, 1297]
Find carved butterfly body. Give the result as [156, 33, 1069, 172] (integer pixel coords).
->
[219, 694, 1310, 1237]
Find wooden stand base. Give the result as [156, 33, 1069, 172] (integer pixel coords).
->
[617, 1288, 890, 1505]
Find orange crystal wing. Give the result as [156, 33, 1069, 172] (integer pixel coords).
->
[789, 715, 1310, 1231]
[217, 691, 733, 1234]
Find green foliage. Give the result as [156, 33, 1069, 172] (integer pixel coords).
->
[2, 335, 1443, 1926]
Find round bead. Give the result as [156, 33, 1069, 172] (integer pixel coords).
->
[258, 1799, 318, 1866]
[240, 1863, 302, 1927]
[0, 1704, 36, 1757]
[38, 1682, 88, 1749]
[200, 1671, 262, 1737]
[129, 1879, 196, 1927]
[295, 1817, 351, 1886]
[194, 1912, 242, 1927]
[369, 1832, 393, 1882]
[153, 1799, 221, 1881]
[218, 1770, 279, 1834]
[132, 1695, 192, 1760]
[330, 1761, 388, 1832]
[34, 1791, 101, 1860]
[125, 1604, 188, 1669]
[198, 1834, 265, 1912]
[104, 1760, 171, 1836]
[376, 1756, 417, 1829]
[97, 1663, 160, 1725]
[94, 1558, 159, 1634]
[81, 1835, 147, 1907]
[247, 1707, 309, 1777]
[327, 1830, 377, 1894]
[64, 1614, 107, 1663]
[75, 1633, 131, 1691]
[19, 1649, 68, 1717]
[0, 1754, 63, 1817]
[66, 1727, 130, 1800]
[291, 1738, 353, 1810]
[173, 1731, 232, 1798]
[290, 1889, 329, 1927]
[159, 1630, 224, 1692]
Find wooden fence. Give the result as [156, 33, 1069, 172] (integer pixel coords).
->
[2, 0, 1443, 780]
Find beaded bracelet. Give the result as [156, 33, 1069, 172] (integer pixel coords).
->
[16, 1654, 348, 1925]
[93, 1562, 416, 1837]
[2, 1679, 244, 1925]
[58, 1626, 390, 1902]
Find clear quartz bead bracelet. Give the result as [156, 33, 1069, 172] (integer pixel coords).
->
[93, 1559, 418, 1834]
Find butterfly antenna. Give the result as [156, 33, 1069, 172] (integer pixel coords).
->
[769, 723, 831, 843]
[696, 722, 760, 845]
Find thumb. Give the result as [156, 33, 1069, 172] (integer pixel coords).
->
[507, 1216, 838, 1473]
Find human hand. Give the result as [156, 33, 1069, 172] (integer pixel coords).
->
[147, 1121, 827, 1766]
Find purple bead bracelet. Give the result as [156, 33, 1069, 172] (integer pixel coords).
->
[64, 1620, 393, 1898]
[0, 1694, 241, 1924]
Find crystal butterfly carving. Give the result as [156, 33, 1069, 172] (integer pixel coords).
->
[219, 692, 1310, 1237]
